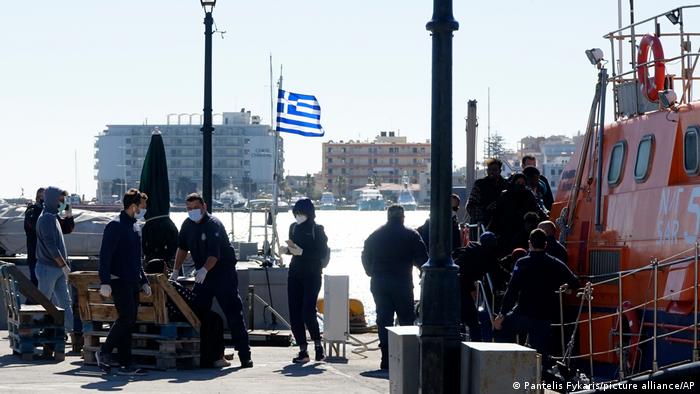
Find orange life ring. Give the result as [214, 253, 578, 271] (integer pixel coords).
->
[637, 34, 666, 102]
[612, 300, 641, 372]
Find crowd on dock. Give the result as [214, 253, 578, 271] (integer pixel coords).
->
[17, 153, 578, 378]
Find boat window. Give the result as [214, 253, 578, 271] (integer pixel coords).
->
[634, 135, 654, 182]
[607, 141, 626, 186]
[684, 126, 700, 175]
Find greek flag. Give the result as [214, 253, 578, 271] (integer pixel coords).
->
[276, 89, 324, 137]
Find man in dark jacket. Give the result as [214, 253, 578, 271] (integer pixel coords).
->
[24, 187, 75, 287]
[280, 198, 329, 364]
[521, 154, 554, 211]
[494, 229, 579, 369]
[172, 193, 252, 368]
[452, 231, 499, 341]
[417, 194, 462, 253]
[466, 158, 508, 238]
[538, 221, 568, 264]
[362, 205, 428, 369]
[95, 189, 151, 375]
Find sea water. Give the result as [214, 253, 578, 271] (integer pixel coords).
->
[170, 210, 430, 325]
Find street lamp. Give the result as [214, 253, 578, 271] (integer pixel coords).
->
[420, 0, 460, 392]
[200, 0, 216, 210]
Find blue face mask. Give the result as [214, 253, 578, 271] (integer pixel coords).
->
[135, 208, 147, 220]
[188, 209, 203, 222]
[58, 201, 67, 212]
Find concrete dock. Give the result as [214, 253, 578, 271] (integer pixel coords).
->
[0, 332, 389, 393]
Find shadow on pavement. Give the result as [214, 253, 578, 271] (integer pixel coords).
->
[273, 362, 325, 377]
[51, 364, 240, 391]
[0, 353, 62, 368]
[360, 370, 389, 380]
[324, 356, 349, 364]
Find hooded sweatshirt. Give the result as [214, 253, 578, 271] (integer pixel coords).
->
[36, 186, 68, 266]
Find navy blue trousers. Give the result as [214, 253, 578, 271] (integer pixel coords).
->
[287, 275, 322, 348]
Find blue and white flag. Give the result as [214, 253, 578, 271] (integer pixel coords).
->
[276, 89, 325, 137]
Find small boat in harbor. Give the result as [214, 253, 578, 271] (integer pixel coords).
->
[356, 186, 385, 211]
[319, 192, 336, 210]
[397, 185, 417, 211]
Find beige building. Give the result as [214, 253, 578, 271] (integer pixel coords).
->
[321, 131, 431, 200]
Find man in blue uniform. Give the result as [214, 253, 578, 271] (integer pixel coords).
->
[494, 228, 579, 369]
[362, 205, 428, 370]
[172, 193, 252, 368]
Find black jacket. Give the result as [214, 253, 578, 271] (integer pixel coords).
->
[499, 251, 579, 322]
[416, 216, 461, 253]
[362, 220, 428, 284]
[287, 220, 328, 278]
[24, 202, 75, 261]
[98, 211, 147, 285]
[178, 214, 236, 274]
[452, 241, 499, 292]
[545, 235, 568, 264]
[466, 176, 508, 224]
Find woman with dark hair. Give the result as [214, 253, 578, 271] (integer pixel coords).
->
[280, 198, 329, 363]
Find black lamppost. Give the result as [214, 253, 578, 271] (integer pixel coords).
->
[200, 0, 216, 210]
[420, 0, 460, 393]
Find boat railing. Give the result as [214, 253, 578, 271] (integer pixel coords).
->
[603, 5, 700, 117]
[549, 244, 699, 381]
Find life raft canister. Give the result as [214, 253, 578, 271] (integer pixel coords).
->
[637, 34, 666, 102]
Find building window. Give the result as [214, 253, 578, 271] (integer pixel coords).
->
[551, 169, 556, 176]
[341, 168, 346, 174]
[328, 158, 333, 163]
[328, 147, 332, 153]
[607, 141, 627, 186]
[349, 158, 354, 164]
[413, 147, 418, 153]
[328, 169, 333, 175]
[634, 134, 654, 182]
[684, 126, 699, 175]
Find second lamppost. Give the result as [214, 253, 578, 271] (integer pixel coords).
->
[200, 0, 216, 210]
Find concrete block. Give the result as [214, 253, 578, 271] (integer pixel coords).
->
[461, 342, 539, 394]
[388, 325, 419, 394]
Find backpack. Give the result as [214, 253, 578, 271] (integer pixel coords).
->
[293, 223, 331, 268]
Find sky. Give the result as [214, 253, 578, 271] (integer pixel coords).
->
[0, 1, 696, 199]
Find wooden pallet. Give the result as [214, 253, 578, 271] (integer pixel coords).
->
[82, 346, 200, 370]
[0, 263, 66, 362]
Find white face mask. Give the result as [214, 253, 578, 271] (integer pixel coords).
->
[188, 208, 203, 222]
[295, 214, 307, 225]
[135, 208, 146, 220]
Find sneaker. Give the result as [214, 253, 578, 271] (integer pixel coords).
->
[213, 358, 231, 368]
[95, 350, 112, 374]
[239, 358, 254, 368]
[314, 345, 325, 362]
[117, 366, 147, 376]
[292, 351, 310, 364]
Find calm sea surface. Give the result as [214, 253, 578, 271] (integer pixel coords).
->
[170, 210, 430, 325]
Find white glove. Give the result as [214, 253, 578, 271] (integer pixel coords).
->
[61, 265, 71, 277]
[100, 284, 112, 298]
[169, 270, 179, 281]
[289, 246, 303, 256]
[142, 284, 152, 296]
[279, 245, 289, 254]
[195, 267, 209, 284]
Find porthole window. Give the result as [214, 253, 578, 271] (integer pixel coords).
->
[684, 126, 699, 175]
[634, 135, 654, 182]
[607, 141, 627, 186]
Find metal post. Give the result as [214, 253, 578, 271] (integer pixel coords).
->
[201, 9, 214, 210]
[248, 208, 253, 243]
[587, 283, 594, 377]
[594, 67, 608, 232]
[419, 0, 460, 392]
[653, 258, 659, 372]
[694, 243, 698, 362]
[618, 272, 624, 379]
[559, 284, 567, 359]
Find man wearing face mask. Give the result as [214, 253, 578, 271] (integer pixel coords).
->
[172, 193, 253, 368]
[95, 189, 151, 376]
[25, 187, 75, 288]
[279, 198, 329, 364]
[35, 186, 75, 337]
[466, 158, 508, 239]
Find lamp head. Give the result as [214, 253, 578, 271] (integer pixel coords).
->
[666, 9, 680, 25]
[658, 90, 678, 109]
[585, 48, 604, 66]
[200, 0, 216, 12]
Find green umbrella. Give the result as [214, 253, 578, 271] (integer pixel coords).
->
[139, 129, 179, 265]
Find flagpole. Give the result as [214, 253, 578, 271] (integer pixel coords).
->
[270, 58, 282, 260]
